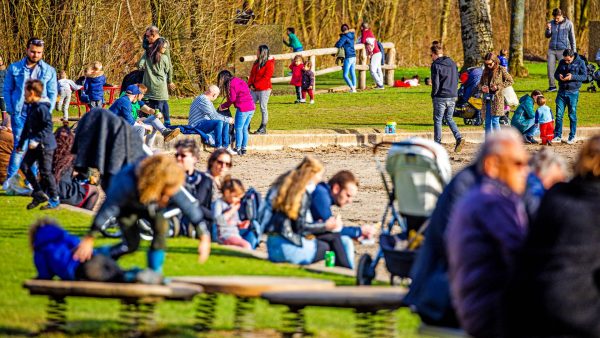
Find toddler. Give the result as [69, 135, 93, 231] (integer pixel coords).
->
[535, 95, 554, 145]
[498, 49, 508, 69]
[84, 61, 106, 108]
[301, 60, 315, 104]
[289, 55, 304, 103]
[213, 176, 252, 249]
[57, 70, 83, 120]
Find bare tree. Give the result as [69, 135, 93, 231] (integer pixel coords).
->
[439, 0, 452, 46]
[509, 0, 529, 76]
[547, 0, 560, 19]
[459, 0, 495, 68]
[560, 0, 575, 21]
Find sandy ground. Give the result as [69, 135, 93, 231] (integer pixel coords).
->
[221, 141, 582, 279]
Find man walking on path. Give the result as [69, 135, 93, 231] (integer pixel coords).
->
[2, 37, 57, 185]
[430, 45, 464, 153]
[553, 49, 587, 144]
[545, 8, 576, 92]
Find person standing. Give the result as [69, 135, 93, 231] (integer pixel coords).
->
[553, 49, 587, 144]
[217, 70, 255, 155]
[248, 45, 274, 134]
[545, 8, 576, 92]
[479, 52, 514, 135]
[430, 44, 464, 153]
[83, 61, 106, 108]
[359, 22, 384, 89]
[2, 38, 57, 185]
[283, 27, 303, 52]
[335, 24, 357, 93]
[138, 37, 175, 125]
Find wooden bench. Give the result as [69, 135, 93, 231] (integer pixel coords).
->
[172, 275, 335, 333]
[261, 286, 407, 338]
[23, 279, 202, 334]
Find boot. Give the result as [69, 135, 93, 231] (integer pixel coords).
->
[253, 124, 267, 135]
[162, 128, 181, 143]
[27, 191, 49, 210]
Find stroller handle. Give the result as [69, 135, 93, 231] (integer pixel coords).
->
[372, 141, 439, 159]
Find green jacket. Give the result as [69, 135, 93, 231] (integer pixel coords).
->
[511, 94, 536, 133]
[138, 53, 173, 101]
[284, 33, 303, 50]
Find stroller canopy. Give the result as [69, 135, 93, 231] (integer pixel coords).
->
[385, 137, 451, 217]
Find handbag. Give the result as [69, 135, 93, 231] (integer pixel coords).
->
[503, 86, 519, 106]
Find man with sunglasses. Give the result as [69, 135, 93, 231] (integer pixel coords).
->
[2, 38, 57, 187]
[446, 128, 529, 338]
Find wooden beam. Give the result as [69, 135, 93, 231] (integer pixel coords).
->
[239, 42, 396, 62]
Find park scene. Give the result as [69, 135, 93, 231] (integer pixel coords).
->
[1, 0, 600, 337]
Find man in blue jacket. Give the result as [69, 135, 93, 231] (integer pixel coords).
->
[2, 38, 57, 184]
[553, 49, 587, 144]
[545, 8, 576, 92]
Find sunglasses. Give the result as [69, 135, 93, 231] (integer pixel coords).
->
[216, 159, 232, 168]
[485, 62, 494, 67]
[29, 39, 44, 47]
[174, 152, 191, 159]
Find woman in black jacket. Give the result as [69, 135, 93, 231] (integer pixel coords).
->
[505, 135, 600, 337]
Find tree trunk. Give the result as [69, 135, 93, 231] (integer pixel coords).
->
[547, 0, 560, 20]
[509, 0, 528, 77]
[576, 0, 590, 48]
[439, 0, 451, 46]
[560, 0, 574, 21]
[459, 0, 494, 68]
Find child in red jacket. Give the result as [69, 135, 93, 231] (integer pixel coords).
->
[289, 55, 304, 103]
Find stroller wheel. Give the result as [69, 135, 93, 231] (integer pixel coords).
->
[136, 219, 155, 241]
[168, 217, 181, 238]
[356, 254, 376, 285]
[99, 217, 122, 238]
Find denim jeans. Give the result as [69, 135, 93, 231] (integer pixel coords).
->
[433, 97, 461, 143]
[240, 228, 259, 249]
[196, 120, 230, 148]
[293, 47, 304, 52]
[484, 101, 501, 135]
[145, 100, 171, 124]
[343, 57, 357, 89]
[267, 234, 317, 265]
[555, 90, 579, 140]
[7, 112, 37, 179]
[234, 109, 254, 150]
[340, 236, 355, 269]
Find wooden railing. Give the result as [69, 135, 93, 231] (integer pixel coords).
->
[239, 42, 397, 90]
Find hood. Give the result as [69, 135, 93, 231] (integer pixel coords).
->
[433, 56, 455, 68]
[33, 224, 73, 249]
[87, 71, 104, 78]
[34, 99, 52, 108]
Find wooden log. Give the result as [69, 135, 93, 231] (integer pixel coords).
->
[239, 42, 395, 62]
[385, 47, 397, 86]
[271, 66, 342, 84]
[358, 48, 367, 90]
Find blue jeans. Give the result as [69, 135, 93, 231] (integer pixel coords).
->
[293, 47, 303, 52]
[433, 97, 462, 143]
[267, 234, 317, 265]
[555, 90, 579, 140]
[240, 228, 259, 249]
[484, 101, 501, 135]
[234, 109, 254, 150]
[196, 120, 230, 148]
[343, 57, 357, 89]
[7, 112, 37, 179]
[340, 236, 355, 269]
[145, 99, 171, 125]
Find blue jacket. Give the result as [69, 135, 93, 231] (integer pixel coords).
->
[84, 74, 106, 102]
[109, 95, 135, 125]
[33, 224, 82, 280]
[545, 18, 576, 51]
[511, 94, 536, 133]
[17, 100, 56, 150]
[2, 58, 57, 114]
[335, 32, 356, 58]
[554, 53, 587, 92]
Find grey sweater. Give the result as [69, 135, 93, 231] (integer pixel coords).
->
[188, 94, 229, 127]
[545, 18, 576, 52]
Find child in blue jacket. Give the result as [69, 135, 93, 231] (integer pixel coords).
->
[84, 61, 106, 108]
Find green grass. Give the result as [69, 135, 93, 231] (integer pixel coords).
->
[55, 62, 600, 133]
[0, 194, 424, 337]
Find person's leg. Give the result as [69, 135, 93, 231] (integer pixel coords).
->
[301, 89, 307, 100]
[492, 116, 501, 132]
[132, 124, 146, 141]
[315, 233, 352, 268]
[6, 113, 27, 179]
[234, 109, 244, 150]
[340, 235, 355, 269]
[295, 86, 302, 102]
[39, 148, 58, 199]
[77, 254, 125, 282]
[198, 120, 222, 147]
[148, 212, 168, 273]
[81, 185, 100, 210]
[160, 100, 171, 125]
[308, 89, 314, 101]
[267, 235, 318, 265]
[484, 101, 492, 135]
[222, 235, 252, 250]
[349, 57, 357, 89]
[95, 213, 142, 260]
[342, 57, 353, 88]
[567, 91, 579, 141]
[547, 49, 557, 89]
[554, 92, 566, 139]
[370, 52, 383, 87]
[221, 122, 231, 148]
[241, 111, 254, 150]
[240, 228, 259, 249]
[443, 98, 462, 141]
[259, 89, 270, 127]
[313, 239, 330, 263]
[432, 98, 444, 143]
[20, 149, 41, 193]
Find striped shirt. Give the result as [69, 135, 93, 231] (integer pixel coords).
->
[188, 94, 229, 127]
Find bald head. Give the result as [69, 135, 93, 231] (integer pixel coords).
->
[204, 85, 220, 101]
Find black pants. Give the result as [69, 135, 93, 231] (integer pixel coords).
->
[145, 99, 171, 123]
[106, 210, 169, 260]
[75, 255, 125, 282]
[314, 232, 352, 268]
[21, 146, 57, 198]
[294, 86, 302, 101]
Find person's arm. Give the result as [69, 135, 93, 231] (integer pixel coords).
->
[166, 56, 174, 86]
[570, 59, 588, 82]
[535, 109, 540, 124]
[310, 187, 333, 221]
[137, 55, 146, 70]
[568, 21, 576, 52]
[498, 67, 514, 90]
[545, 22, 552, 38]
[523, 97, 536, 119]
[46, 68, 58, 112]
[431, 64, 440, 97]
[283, 37, 291, 47]
[68, 80, 83, 91]
[335, 35, 346, 48]
[201, 97, 229, 123]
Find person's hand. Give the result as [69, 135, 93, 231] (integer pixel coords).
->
[547, 23, 552, 30]
[482, 85, 489, 93]
[197, 234, 211, 264]
[168, 83, 176, 91]
[28, 140, 39, 150]
[155, 111, 163, 120]
[325, 215, 343, 231]
[228, 117, 234, 124]
[73, 236, 95, 262]
[239, 220, 250, 229]
[564, 73, 572, 81]
[490, 84, 498, 92]
[360, 224, 375, 239]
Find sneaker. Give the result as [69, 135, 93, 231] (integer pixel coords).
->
[294, 100, 301, 104]
[310, 100, 314, 104]
[547, 87, 557, 92]
[162, 128, 181, 142]
[300, 99, 306, 103]
[40, 197, 60, 210]
[454, 138, 465, 153]
[136, 269, 164, 285]
[350, 88, 357, 93]
[552, 137, 562, 143]
[526, 136, 539, 144]
[567, 138, 576, 145]
[226, 147, 237, 155]
[375, 85, 385, 90]
[27, 191, 49, 210]
[546, 141, 553, 146]
[240, 148, 247, 156]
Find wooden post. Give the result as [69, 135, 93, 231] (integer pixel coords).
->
[358, 48, 367, 90]
[310, 54, 316, 91]
[385, 47, 396, 86]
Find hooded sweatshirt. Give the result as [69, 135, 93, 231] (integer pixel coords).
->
[18, 100, 56, 150]
[84, 71, 107, 102]
[431, 56, 458, 98]
[33, 224, 82, 280]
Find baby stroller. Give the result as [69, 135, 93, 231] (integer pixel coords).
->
[356, 138, 451, 286]
[100, 208, 182, 240]
[584, 53, 600, 93]
[455, 67, 483, 126]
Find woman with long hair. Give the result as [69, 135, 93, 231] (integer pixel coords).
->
[217, 70, 255, 155]
[263, 156, 352, 268]
[52, 123, 99, 210]
[478, 52, 514, 135]
[138, 37, 175, 125]
[248, 45, 274, 134]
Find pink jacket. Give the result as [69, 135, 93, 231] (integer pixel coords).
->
[220, 77, 255, 113]
[289, 63, 304, 87]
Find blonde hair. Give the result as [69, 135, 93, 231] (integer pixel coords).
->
[91, 61, 103, 71]
[272, 156, 323, 220]
[574, 135, 600, 178]
[136, 154, 185, 204]
[29, 218, 58, 249]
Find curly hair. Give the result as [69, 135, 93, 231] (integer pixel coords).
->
[136, 154, 185, 204]
[272, 156, 323, 220]
[574, 135, 600, 179]
[52, 123, 75, 183]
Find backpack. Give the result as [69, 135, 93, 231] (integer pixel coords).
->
[377, 41, 386, 65]
[239, 187, 262, 222]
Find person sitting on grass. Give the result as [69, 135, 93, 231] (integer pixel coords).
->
[213, 176, 257, 250]
[73, 154, 211, 275]
[17, 79, 60, 210]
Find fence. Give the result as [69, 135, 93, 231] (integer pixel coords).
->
[239, 42, 397, 90]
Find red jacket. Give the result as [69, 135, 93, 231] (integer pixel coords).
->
[248, 58, 275, 91]
[289, 62, 304, 86]
[360, 29, 380, 56]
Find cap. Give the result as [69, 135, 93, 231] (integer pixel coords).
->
[125, 84, 142, 95]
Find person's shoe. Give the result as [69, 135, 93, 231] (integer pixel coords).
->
[206, 134, 216, 147]
[135, 269, 164, 285]
[294, 100, 301, 104]
[547, 87, 557, 92]
[300, 99, 306, 103]
[162, 128, 181, 142]
[546, 140, 553, 146]
[375, 85, 385, 90]
[526, 136, 539, 144]
[552, 137, 562, 144]
[523, 136, 533, 144]
[567, 138, 576, 145]
[40, 197, 60, 210]
[27, 191, 49, 210]
[350, 87, 357, 93]
[253, 125, 266, 135]
[310, 100, 314, 104]
[227, 147, 238, 155]
[241, 148, 247, 155]
[454, 138, 465, 153]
